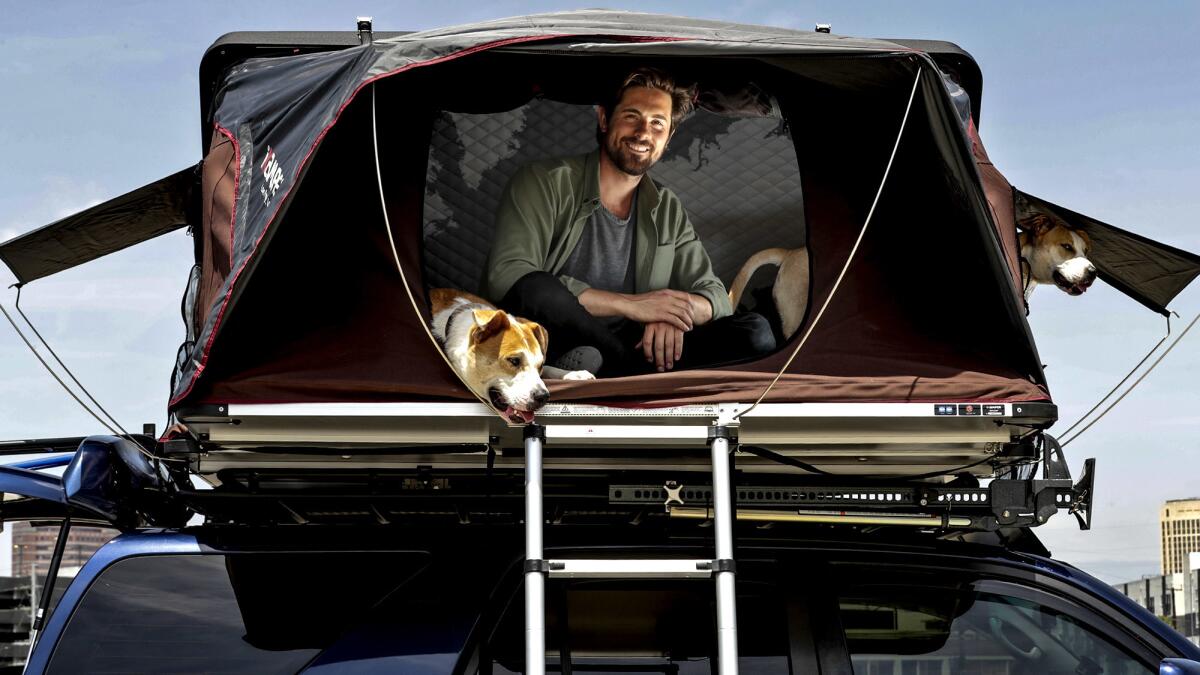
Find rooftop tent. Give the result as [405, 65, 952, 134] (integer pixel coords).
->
[168, 13, 1053, 410]
[6, 13, 1189, 412]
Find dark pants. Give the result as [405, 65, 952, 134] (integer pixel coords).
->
[499, 272, 776, 377]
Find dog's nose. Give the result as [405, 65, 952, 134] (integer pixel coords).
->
[532, 388, 550, 408]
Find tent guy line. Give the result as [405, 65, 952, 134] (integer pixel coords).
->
[10, 285, 127, 436]
[1055, 313, 1173, 441]
[0, 299, 184, 464]
[1060, 310, 1199, 448]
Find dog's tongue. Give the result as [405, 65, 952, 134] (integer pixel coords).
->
[505, 406, 536, 424]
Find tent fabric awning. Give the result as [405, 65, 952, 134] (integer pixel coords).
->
[0, 166, 196, 285]
[1014, 190, 1200, 316]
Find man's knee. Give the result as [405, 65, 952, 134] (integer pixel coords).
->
[737, 312, 777, 355]
[499, 271, 572, 316]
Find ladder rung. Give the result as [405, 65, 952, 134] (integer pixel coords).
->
[546, 558, 714, 579]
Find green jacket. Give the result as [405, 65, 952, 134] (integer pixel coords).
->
[484, 150, 733, 320]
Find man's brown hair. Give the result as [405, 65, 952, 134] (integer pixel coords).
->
[600, 67, 696, 136]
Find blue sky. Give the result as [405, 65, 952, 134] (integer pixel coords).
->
[1, 1, 1198, 583]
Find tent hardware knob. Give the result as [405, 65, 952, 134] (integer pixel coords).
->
[357, 16, 374, 45]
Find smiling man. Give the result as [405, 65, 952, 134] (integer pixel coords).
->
[484, 68, 775, 377]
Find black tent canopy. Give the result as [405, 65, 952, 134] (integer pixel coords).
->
[0, 11, 1195, 411]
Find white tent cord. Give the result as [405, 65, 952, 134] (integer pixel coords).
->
[735, 66, 924, 421]
[1056, 313, 1171, 440]
[369, 83, 510, 423]
[1060, 310, 1198, 447]
[0, 301, 182, 463]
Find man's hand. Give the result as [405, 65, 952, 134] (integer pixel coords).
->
[622, 289, 697, 331]
[636, 322, 685, 372]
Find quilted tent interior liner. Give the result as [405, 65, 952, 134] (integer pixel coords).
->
[177, 49, 1048, 408]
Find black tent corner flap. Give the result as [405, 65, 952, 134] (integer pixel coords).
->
[0, 165, 198, 285]
[1013, 189, 1200, 316]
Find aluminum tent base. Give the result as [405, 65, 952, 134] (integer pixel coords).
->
[178, 401, 1055, 478]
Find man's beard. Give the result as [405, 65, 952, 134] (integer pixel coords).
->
[603, 134, 659, 176]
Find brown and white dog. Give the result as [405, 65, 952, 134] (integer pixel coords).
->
[728, 246, 810, 340]
[1018, 215, 1096, 299]
[729, 214, 1096, 335]
[430, 289, 593, 424]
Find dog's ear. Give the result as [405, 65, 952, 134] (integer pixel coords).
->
[470, 309, 511, 344]
[529, 322, 549, 356]
[1074, 228, 1093, 254]
[1020, 214, 1055, 236]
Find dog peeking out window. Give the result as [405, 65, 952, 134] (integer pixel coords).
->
[1018, 214, 1097, 299]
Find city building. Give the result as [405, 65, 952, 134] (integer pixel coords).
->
[1162, 498, 1200, 575]
[0, 575, 33, 670]
[10, 523, 116, 579]
[0, 568, 82, 671]
[1117, 554, 1200, 645]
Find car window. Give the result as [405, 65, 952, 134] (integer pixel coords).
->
[0, 521, 117, 671]
[45, 551, 432, 674]
[479, 578, 790, 674]
[838, 576, 1155, 675]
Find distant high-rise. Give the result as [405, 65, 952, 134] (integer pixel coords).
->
[10, 523, 115, 578]
[1161, 498, 1200, 575]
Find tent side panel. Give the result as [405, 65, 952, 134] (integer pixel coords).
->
[181, 94, 472, 407]
[970, 122, 1023, 295]
[197, 129, 239, 341]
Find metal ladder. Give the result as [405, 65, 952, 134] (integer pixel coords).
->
[522, 424, 739, 675]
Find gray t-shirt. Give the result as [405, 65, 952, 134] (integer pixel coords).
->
[559, 194, 638, 327]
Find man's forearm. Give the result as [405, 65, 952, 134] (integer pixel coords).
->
[577, 288, 631, 318]
[578, 288, 713, 326]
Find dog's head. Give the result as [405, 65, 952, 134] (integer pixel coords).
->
[463, 309, 550, 424]
[1019, 215, 1096, 296]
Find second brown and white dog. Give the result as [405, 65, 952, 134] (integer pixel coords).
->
[728, 214, 1096, 339]
[430, 288, 593, 424]
[728, 246, 810, 340]
[1018, 214, 1096, 299]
